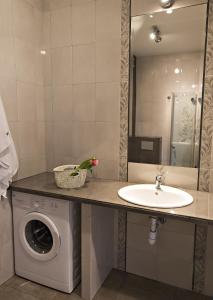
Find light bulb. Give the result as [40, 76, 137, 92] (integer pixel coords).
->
[150, 32, 156, 40]
[40, 49, 46, 55]
[174, 68, 180, 74]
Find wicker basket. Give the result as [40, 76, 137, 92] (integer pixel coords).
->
[53, 165, 87, 189]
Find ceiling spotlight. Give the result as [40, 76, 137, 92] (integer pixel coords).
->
[160, 0, 175, 8]
[150, 26, 162, 43]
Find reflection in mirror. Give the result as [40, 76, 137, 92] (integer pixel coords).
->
[129, 2, 207, 168]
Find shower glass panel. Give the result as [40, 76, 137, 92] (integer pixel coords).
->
[170, 92, 202, 168]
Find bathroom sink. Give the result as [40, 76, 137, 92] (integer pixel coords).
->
[118, 184, 193, 208]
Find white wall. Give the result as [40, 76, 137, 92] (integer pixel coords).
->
[0, 0, 46, 180]
[43, 0, 121, 180]
[0, 0, 45, 285]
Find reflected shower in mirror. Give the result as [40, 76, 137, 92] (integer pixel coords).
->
[129, 2, 207, 168]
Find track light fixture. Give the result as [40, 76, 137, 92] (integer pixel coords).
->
[149, 26, 162, 43]
[159, 0, 175, 8]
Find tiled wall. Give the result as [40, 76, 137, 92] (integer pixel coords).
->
[43, 0, 121, 180]
[0, 0, 46, 180]
[0, 0, 45, 285]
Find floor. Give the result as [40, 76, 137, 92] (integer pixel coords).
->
[0, 270, 211, 300]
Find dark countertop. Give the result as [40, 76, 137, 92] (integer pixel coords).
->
[11, 172, 213, 224]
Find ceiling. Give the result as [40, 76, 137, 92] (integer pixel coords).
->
[131, 4, 207, 57]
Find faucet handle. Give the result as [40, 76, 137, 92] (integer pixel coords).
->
[156, 174, 163, 182]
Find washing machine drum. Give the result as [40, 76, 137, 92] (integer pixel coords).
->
[19, 212, 61, 261]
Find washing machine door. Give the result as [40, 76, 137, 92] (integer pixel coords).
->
[19, 212, 61, 261]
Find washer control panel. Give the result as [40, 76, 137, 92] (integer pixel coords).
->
[12, 191, 68, 214]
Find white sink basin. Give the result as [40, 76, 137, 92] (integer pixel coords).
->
[118, 184, 193, 208]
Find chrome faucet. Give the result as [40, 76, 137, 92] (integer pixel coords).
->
[155, 175, 163, 190]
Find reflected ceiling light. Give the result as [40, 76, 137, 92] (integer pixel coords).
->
[174, 68, 180, 74]
[149, 26, 162, 43]
[150, 32, 155, 40]
[149, 14, 153, 18]
[160, 0, 175, 8]
[166, 8, 173, 14]
[40, 49, 46, 55]
[192, 84, 196, 89]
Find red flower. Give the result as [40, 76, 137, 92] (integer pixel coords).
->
[91, 159, 99, 167]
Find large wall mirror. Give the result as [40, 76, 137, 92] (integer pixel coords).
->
[129, 0, 208, 169]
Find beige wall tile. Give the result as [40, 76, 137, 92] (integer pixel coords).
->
[43, 12, 51, 49]
[17, 82, 36, 122]
[50, 7, 72, 48]
[0, 78, 17, 122]
[0, 37, 15, 79]
[13, 0, 34, 44]
[17, 155, 46, 179]
[72, 0, 92, 5]
[45, 122, 54, 170]
[37, 121, 46, 157]
[51, 46, 72, 85]
[0, 0, 12, 37]
[95, 83, 120, 122]
[72, 83, 95, 121]
[35, 85, 45, 121]
[95, 122, 120, 161]
[43, 0, 71, 11]
[52, 85, 72, 121]
[73, 44, 95, 84]
[72, 1, 95, 45]
[25, 0, 43, 10]
[94, 160, 119, 180]
[34, 49, 44, 85]
[71, 121, 96, 159]
[15, 39, 35, 83]
[96, 0, 121, 41]
[8, 122, 20, 157]
[33, 7, 43, 48]
[17, 121, 38, 159]
[44, 86, 53, 121]
[53, 121, 73, 161]
[43, 50, 52, 86]
[96, 40, 121, 83]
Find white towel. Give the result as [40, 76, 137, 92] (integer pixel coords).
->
[0, 97, 19, 198]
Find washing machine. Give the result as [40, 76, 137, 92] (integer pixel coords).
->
[12, 191, 81, 293]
